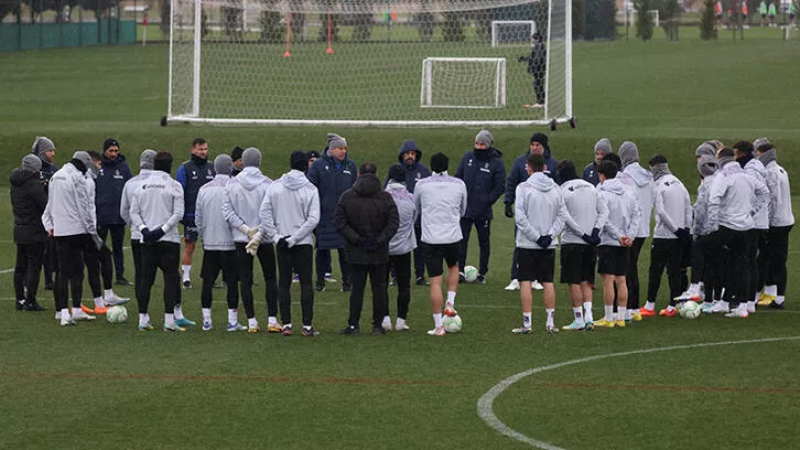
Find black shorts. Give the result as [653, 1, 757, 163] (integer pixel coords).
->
[597, 245, 628, 276]
[560, 244, 596, 284]
[517, 248, 555, 283]
[422, 242, 460, 278]
[182, 217, 198, 243]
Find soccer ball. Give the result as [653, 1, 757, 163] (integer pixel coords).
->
[443, 314, 463, 333]
[464, 266, 478, 283]
[107, 305, 128, 324]
[679, 301, 701, 319]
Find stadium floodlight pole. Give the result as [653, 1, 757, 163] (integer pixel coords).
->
[192, 0, 201, 117]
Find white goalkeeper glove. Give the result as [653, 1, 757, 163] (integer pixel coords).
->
[285, 236, 297, 248]
[245, 232, 262, 255]
[239, 225, 259, 240]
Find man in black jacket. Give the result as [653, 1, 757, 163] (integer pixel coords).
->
[31, 136, 58, 290]
[519, 32, 546, 108]
[95, 139, 134, 285]
[335, 163, 399, 336]
[11, 155, 48, 311]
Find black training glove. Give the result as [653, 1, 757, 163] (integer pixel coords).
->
[358, 237, 376, 251]
[591, 227, 600, 242]
[536, 235, 552, 249]
[144, 227, 165, 243]
[675, 228, 691, 242]
[277, 236, 290, 249]
[581, 233, 595, 245]
[505, 203, 514, 218]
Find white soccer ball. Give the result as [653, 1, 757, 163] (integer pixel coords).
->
[443, 314, 463, 333]
[679, 301, 701, 319]
[464, 266, 478, 283]
[107, 305, 128, 324]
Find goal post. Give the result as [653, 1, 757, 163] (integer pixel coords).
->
[166, 0, 573, 127]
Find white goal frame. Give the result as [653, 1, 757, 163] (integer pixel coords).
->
[626, 9, 660, 28]
[420, 57, 507, 109]
[491, 20, 536, 47]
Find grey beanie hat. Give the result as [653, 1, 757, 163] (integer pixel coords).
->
[594, 138, 612, 156]
[72, 151, 92, 169]
[475, 129, 494, 147]
[22, 154, 42, 173]
[698, 155, 718, 177]
[140, 149, 157, 170]
[242, 147, 262, 168]
[214, 154, 233, 175]
[753, 137, 771, 152]
[695, 142, 716, 158]
[31, 136, 55, 159]
[326, 133, 347, 150]
[618, 141, 639, 168]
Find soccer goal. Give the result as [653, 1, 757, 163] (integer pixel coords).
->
[166, 0, 573, 127]
[626, 9, 660, 28]
[491, 20, 536, 47]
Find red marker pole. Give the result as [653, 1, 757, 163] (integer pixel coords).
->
[326, 10, 333, 54]
[284, 12, 291, 57]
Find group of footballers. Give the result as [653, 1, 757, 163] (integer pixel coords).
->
[10, 133, 793, 336]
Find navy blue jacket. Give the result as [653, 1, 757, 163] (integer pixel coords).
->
[384, 147, 431, 193]
[307, 151, 357, 250]
[455, 147, 506, 220]
[95, 154, 133, 226]
[176, 154, 215, 221]
[505, 149, 560, 204]
[582, 161, 600, 186]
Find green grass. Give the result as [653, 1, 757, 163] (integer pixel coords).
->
[1, 36, 800, 449]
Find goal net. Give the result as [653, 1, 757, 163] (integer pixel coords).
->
[167, 0, 572, 127]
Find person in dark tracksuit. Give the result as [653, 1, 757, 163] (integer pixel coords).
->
[582, 139, 613, 186]
[456, 129, 506, 284]
[175, 138, 215, 289]
[307, 133, 357, 292]
[95, 138, 133, 286]
[231, 146, 244, 177]
[384, 140, 430, 286]
[31, 137, 58, 291]
[11, 155, 48, 312]
[518, 32, 546, 108]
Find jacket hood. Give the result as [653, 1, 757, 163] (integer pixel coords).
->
[353, 173, 382, 197]
[10, 168, 37, 187]
[102, 153, 126, 166]
[238, 166, 268, 191]
[757, 149, 777, 167]
[323, 149, 351, 165]
[526, 171, 556, 192]
[600, 178, 626, 195]
[745, 158, 767, 178]
[477, 147, 503, 160]
[386, 181, 406, 191]
[624, 162, 653, 187]
[280, 170, 311, 191]
[397, 140, 422, 163]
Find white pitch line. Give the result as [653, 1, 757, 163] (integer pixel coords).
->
[477, 336, 800, 450]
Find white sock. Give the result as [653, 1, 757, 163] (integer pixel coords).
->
[446, 291, 456, 304]
[583, 302, 594, 323]
[104, 289, 114, 299]
[766, 285, 778, 296]
[228, 309, 238, 324]
[383, 315, 391, 323]
[202, 308, 212, 322]
[61, 308, 71, 318]
[303, 325, 312, 331]
[94, 297, 105, 308]
[165, 313, 175, 326]
[284, 323, 292, 330]
[182, 265, 191, 281]
[248, 317, 258, 328]
[545, 309, 554, 328]
[776, 295, 785, 305]
[645, 301, 655, 311]
[174, 304, 185, 320]
[625, 308, 632, 320]
[618, 306, 627, 321]
[721, 300, 729, 309]
[754, 293, 760, 303]
[268, 316, 279, 325]
[433, 313, 443, 329]
[145, 313, 151, 324]
[666, 305, 675, 312]
[522, 312, 532, 328]
[396, 317, 406, 328]
[572, 306, 584, 324]
[604, 305, 614, 321]
[139, 313, 148, 325]
[689, 283, 700, 294]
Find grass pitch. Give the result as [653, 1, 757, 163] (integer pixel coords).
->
[0, 33, 799, 449]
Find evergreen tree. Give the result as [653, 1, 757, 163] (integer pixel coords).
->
[700, 0, 717, 40]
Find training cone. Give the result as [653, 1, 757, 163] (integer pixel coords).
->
[326, 47, 333, 54]
[284, 51, 291, 57]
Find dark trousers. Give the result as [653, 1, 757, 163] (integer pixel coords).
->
[201, 250, 239, 310]
[459, 216, 491, 275]
[647, 238, 684, 307]
[699, 234, 722, 301]
[533, 72, 545, 104]
[766, 225, 793, 296]
[413, 223, 425, 280]
[131, 240, 143, 305]
[43, 238, 57, 286]
[316, 248, 350, 284]
[389, 252, 412, 320]
[755, 229, 770, 297]
[84, 242, 112, 299]
[510, 226, 519, 280]
[277, 244, 314, 326]
[98, 224, 126, 280]
[348, 263, 389, 328]
[54, 235, 89, 311]
[744, 230, 762, 302]
[139, 241, 181, 314]
[626, 237, 646, 309]
[235, 242, 278, 319]
[716, 226, 749, 307]
[14, 242, 45, 304]
[690, 237, 704, 284]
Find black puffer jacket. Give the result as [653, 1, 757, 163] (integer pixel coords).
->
[10, 169, 48, 244]
[334, 173, 399, 266]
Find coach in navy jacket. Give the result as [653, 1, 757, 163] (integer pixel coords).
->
[455, 130, 506, 281]
[95, 139, 133, 284]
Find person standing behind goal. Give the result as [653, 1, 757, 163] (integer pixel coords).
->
[414, 153, 467, 336]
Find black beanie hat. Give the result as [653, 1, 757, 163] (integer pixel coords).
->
[306, 150, 320, 160]
[231, 146, 244, 162]
[430, 152, 449, 173]
[103, 138, 119, 152]
[290, 151, 309, 171]
[602, 152, 622, 170]
[530, 132, 550, 154]
[648, 154, 668, 166]
[388, 164, 405, 183]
